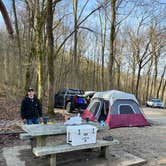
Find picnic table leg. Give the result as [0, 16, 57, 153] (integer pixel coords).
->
[30, 138, 36, 149]
[50, 154, 56, 166]
[100, 146, 110, 159]
[36, 136, 46, 146]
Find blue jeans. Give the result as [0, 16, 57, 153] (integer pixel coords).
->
[26, 117, 39, 125]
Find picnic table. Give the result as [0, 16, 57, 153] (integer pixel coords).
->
[21, 121, 109, 146]
[20, 121, 118, 166]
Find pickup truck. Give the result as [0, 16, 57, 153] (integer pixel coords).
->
[54, 88, 88, 113]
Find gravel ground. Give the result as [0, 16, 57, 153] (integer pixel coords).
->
[0, 107, 166, 166]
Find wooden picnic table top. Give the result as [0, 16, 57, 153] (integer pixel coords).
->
[21, 121, 109, 137]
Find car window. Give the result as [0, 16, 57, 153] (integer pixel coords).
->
[79, 90, 85, 95]
[56, 90, 65, 95]
[59, 90, 66, 94]
[67, 89, 79, 95]
[67, 89, 83, 95]
[151, 99, 161, 102]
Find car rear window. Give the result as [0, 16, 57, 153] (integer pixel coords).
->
[68, 89, 84, 95]
[151, 99, 161, 102]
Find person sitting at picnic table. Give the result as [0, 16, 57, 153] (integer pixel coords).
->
[21, 87, 42, 125]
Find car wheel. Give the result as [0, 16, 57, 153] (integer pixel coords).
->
[66, 102, 72, 113]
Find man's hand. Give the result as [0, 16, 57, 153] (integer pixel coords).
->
[39, 117, 43, 123]
[23, 119, 26, 124]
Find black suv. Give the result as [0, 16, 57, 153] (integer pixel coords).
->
[54, 88, 88, 112]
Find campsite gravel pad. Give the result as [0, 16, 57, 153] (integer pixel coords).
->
[1, 107, 166, 166]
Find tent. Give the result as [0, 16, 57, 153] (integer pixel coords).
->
[81, 90, 150, 128]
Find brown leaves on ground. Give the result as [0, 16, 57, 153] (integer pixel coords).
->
[0, 95, 20, 121]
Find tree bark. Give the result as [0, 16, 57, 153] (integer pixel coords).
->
[99, 9, 107, 90]
[153, 54, 158, 97]
[161, 80, 166, 101]
[131, 55, 136, 93]
[109, 0, 116, 89]
[24, 3, 33, 92]
[47, 0, 55, 113]
[157, 66, 166, 98]
[145, 59, 153, 100]
[34, 0, 43, 100]
[135, 62, 142, 98]
[73, 0, 78, 88]
[117, 63, 121, 89]
[12, 0, 23, 88]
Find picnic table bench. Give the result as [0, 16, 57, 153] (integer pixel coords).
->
[33, 139, 119, 166]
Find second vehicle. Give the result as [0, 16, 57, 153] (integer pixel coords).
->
[54, 88, 88, 113]
[146, 98, 164, 108]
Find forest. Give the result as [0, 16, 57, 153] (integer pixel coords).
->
[0, 0, 165, 114]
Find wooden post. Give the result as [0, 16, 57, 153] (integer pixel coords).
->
[50, 154, 56, 166]
[30, 138, 36, 150]
[105, 146, 110, 159]
[100, 146, 110, 159]
[36, 136, 46, 147]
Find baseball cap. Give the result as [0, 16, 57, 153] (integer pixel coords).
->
[28, 87, 34, 92]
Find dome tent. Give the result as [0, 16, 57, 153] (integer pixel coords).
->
[81, 90, 149, 128]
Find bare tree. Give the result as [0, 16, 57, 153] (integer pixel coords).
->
[46, 0, 61, 113]
[108, 0, 116, 89]
[12, 0, 23, 88]
[72, 0, 78, 88]
[99, 7, 107, 90]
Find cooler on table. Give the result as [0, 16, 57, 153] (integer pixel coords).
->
[67, 125, 98, 146]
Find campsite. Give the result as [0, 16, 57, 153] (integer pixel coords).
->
[1, 107, 166, 166]
[0, 0, 166, 166]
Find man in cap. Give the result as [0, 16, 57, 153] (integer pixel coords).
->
[21, 88, 42, 124]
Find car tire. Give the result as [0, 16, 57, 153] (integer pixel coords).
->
[66, 102, 72, 113]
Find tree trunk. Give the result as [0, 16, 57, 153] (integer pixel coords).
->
[12, 0, 23, 89]
[136, 62, 142, 98]
[99, 10, 107, 90]
[73, 0, 78, 88]
[145, 59, 153, 100]
[109, 0, 116, 89]
[152, 46, 158, 97]
[157, 66, 166, 98]
[161, 80, 166, 101]
[131, 55, 136, 93]
[24, 4, 33, 92]
[47, 0, 55, 113]
[4, 50, 9, 84]
[34, 0, 43, 100]
[124, 67, 129, 91]
[117, 63, 121, 89]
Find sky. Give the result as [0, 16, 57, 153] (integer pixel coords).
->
[0, 0, 11, 28]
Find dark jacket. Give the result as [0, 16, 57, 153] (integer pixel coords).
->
[21, 95, 42, 119]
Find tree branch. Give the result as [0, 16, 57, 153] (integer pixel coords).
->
[55, 2, 108, 57]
